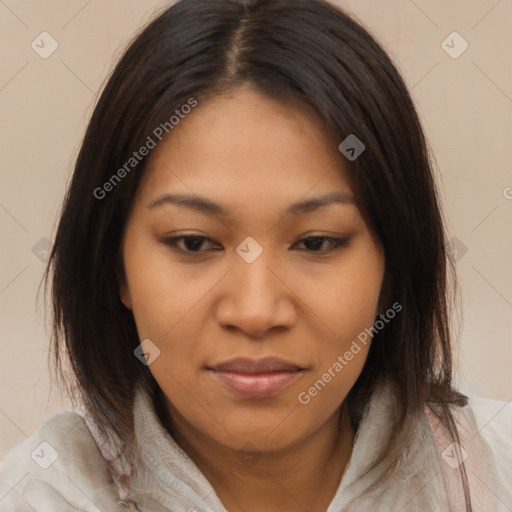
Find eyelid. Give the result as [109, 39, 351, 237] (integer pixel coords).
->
[160, 233, 352, 255]
[296, 235, 351, 254]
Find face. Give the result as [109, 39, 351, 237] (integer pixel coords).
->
[120, 84, 385, 453]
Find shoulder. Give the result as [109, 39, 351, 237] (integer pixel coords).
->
[468, 396, 512, 455]
[0, 409, 126, 511]
[467, 396, 512, 509]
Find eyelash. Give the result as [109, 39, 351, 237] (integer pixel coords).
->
[162, 235, 351, 256]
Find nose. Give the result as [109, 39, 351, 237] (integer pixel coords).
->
[215, 251, 297, 338]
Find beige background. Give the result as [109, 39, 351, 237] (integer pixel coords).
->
[1, 0, 511, 465]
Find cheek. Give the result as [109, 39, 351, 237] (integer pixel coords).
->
[122, 234, 217, 394]
[300, 240, 383, 401]
[122, 236, 205, 338]
[316, 243, 384, 343]
[296, 266, 380, 418]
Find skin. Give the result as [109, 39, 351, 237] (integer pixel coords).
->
[120, 83, 385, 512]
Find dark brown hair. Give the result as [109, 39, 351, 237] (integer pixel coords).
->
[43, 0, 471, 506]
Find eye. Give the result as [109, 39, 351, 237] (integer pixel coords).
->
[163, 235, 219, 253]
[161, 235, 351, 255]
[295, 236, 351, 253]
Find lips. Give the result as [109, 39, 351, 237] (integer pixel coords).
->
[208, 357, 304, 373]
[206, 357, 305, 398]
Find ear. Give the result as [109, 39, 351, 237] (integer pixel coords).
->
[115, 249, 132, 310]
[376, 267, 391, 316]
[119, 281, 133, 310]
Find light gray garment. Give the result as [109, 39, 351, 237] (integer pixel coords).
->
[1, 382, 511, 511]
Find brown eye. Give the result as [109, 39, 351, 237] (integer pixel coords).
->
[163, 235, 219, 253]
[161, 235, 351, 256]
[296, 236, 351, 253]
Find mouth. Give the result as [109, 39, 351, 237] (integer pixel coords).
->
[206, 357, 306, 399]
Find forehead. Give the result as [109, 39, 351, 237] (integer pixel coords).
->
[137, 85, 353, 207]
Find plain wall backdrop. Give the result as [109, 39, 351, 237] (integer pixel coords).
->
[1, 0, 511, 465]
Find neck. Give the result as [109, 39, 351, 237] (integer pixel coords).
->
[159, 395, 355, 512]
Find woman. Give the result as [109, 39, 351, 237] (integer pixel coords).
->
[0, 0, 510, 510]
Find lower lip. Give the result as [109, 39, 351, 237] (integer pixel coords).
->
[208, 370, 303, 398]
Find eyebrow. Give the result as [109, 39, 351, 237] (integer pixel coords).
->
[147, 191, 355, 217]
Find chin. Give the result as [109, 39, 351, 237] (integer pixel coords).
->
[201, 412, 311, 452]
